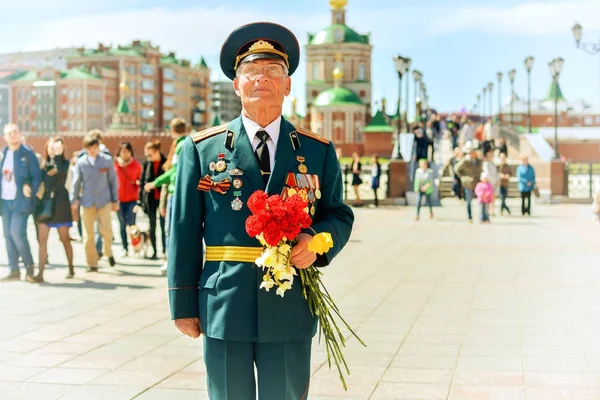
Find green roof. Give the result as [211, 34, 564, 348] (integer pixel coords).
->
[76, 47, 144, 58]
[10, 70, 38, 81]
[60, 68, 102, 80]
[545, 80, 566, 101]
[308, 24, 370, 45]
[116, 97, 131, 114]
[160, 55, 179, 65]
[363, 110, 393, 133]
[198, 56, 209, 69]
[313, 86, 363, 107]
[212, 114, 222, 126]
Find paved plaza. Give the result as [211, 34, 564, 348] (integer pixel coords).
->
[0, 199, 599, 400]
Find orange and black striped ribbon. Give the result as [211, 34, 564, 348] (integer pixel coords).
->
[197, 175, 231, 195]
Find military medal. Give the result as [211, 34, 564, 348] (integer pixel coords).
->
[228, 168, 244, 176]
[314, 175, 322, 199]
[233, 178, 243, 189]
[297, 156, 308, 174]
[215, 153, 227, 172]
[310, 204, 316, 215]
[231, 191, 243, 211]
[209, 162, 217, 172]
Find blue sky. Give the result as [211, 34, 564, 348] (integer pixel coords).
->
[2, 0, 599, 119]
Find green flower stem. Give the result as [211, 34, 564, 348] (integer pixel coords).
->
[298, 267, 366, 391]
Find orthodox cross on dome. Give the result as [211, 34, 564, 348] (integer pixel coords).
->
[330, 0, 347, 25]
[119, 70, 129, 98]
[333, 52, 344, 87]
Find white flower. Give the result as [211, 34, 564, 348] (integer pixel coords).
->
[276, 281, 292, 297]
[255, 248, 278, 268]
[279, 243, 291, 255]
[259, 273, 276, 292]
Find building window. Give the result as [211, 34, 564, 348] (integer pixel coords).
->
[25, 121, 29, 131]
[163, 111, 174, 121]
[43, 120, 47, 130]
[358, 63, 365, 81]
[163, 83, 175, 94]
[164, 97, 175, 107]
[18, 105, 22, 116]
[140, 108, 153, 119]
[312, 63, 319, 80]
[77, 120, 82, 130]
[76, 105, 82, 115]
[25, 90, 30, 101]
[163, 68, 175, 80]
[49, 121, 54, 130]
[142, 94, 154, 105]
[141, 80, 154, 91]
[68, 88, 74, 100]
[128, 81, 136, 89]
[141, 63, 154, 76]
[312, 90, 319, 97]
[129, 96, 136, 105]
[128, 65, 136, 75]
[68, 105, 74, 115]
[18, 89, 22, 101]
[76, 87, 81, 99]
[584, 116, 593, 125]
[359, 90, 366, 98]
[24, 105, 29, 115]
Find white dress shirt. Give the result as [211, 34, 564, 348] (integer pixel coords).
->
[241, 114, 280, 170]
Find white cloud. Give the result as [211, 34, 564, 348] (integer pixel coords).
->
[428, 0, 600, 36]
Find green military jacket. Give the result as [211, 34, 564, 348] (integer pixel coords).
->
[167, 116, 354, 343]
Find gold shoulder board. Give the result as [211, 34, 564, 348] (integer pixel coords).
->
[296, 127, 330, 145]
[192, 123, 229, 143]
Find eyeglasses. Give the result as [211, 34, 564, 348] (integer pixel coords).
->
[238, 63, 287, 78]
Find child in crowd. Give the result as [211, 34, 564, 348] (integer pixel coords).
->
[475, 171, 494, 224]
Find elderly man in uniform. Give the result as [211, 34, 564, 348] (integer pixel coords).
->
[167, 22, 354, 399]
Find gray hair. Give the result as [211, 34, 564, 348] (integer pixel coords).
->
[3, 123, 19, 135]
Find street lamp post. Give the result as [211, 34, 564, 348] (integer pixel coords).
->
[477, 94, 482, 117]
[549, 57, 564, 160]
[487, 82, 493, 121]
[404, 58, 412, 132]
[497, 72, 503, 122]
[572, 23, 600, 117]
[482, 86, 487, 119]
[524, 56, 535, 133]
[412, 70, 422, 121]
[393, 55, 410, 160]
[508, 69, 517, 128]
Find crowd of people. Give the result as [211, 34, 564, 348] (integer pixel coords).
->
[0, 118, 190, 282]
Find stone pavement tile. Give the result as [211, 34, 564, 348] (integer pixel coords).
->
[0, 365, 47, 381]
[411, 323, 466, 335]
[370, 382, 449, 399]
[0, 338, 47, 353]
[144, 344, 203, 360]
[403, 332, 463, 345]
[460, 345, 522, 358]
[91, 369, 172, 387]
[521, 335, 579, 347]
[524, 387, 600, 400]
[521, 346, 583, 358]
[398, 343, 461, 357]
[179, 360, 207, 374]
[341, 351, 397, 368]
[0, 352, 19, 362]
[57, 385, 145, 400]
[66, 332, 124, 345]
[133, 388, 210, 400]
[448, 385, 526, 400]
[59, 353, 136, 370]
[309, 366, 385, 398]
[381, 368, 454, 385]
[523, 357, 591, 372]
[0, 382, 73, 400]
[391, 354, 457, 370]
[156, 372, 207, 390]
[26, 367, 107, 385]
[3, 353, 75, 368]
[453, 371, 524, 386]
[463, 329, 520, 345]
[344, 340, 399, 354]
[34, 341, 102, 355]
[456, 356, 523, 372]
[119, 356, 194, 373]
[524, 372, 600, 388]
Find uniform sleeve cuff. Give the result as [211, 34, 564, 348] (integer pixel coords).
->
[168, 288, 199, 320]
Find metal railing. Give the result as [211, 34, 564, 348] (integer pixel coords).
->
[341, 164, 390, 201]
[497, 123, 521, 153]
[566, 162, 600, 199]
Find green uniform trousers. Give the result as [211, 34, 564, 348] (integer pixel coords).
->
[203, 336, 311, 400]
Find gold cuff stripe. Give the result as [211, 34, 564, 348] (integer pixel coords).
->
[205, 246, 263, 263]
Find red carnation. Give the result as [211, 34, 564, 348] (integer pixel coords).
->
[247, 191, 268, 214]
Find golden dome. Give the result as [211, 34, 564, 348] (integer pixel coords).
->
[329, 0, 348, 10]
[333, 67, 344, 80]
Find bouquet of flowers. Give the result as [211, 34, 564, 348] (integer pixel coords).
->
[245, 190, 365, 390]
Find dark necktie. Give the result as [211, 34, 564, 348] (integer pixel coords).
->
[255, 130, 270, 186]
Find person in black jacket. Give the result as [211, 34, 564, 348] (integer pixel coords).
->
[139, 141, 167, 259]
[30, 138, 74, 282]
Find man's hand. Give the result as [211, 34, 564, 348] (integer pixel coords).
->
[290, 233, 317, 269]
[174, 318, 202, 338]
[144, 182, 155, 193]
[23, 184, 31, 198]
[112, 202, 120, 212]
[160, 208, 166, 218]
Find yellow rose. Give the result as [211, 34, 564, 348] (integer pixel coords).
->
[307, 232, 334, 255]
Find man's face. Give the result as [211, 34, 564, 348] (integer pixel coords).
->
[3, 127, 22, 147]
[86, 144, 100, 158]
[233, 59, 291, 109]
[522, 157, 529, 165]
